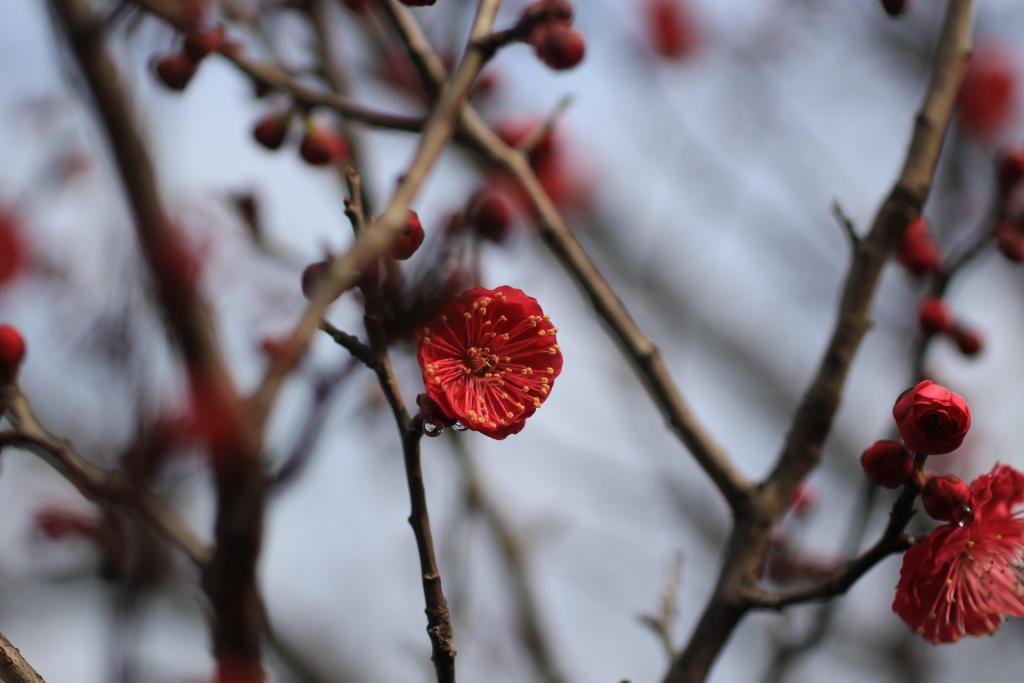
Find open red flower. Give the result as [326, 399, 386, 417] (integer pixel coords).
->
[416, 286, 562, 439]
[893, 380, 971, 455]
[893, 464, 1024, 643]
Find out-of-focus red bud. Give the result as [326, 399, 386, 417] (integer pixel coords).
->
[953, 325, 983, 357]
[918, 296, 954, 335]
[299, 124, 348, 166]
[184, 25, 227, 62]
[646, 0, 699, 60]
[468, 191, 513, 243]
[880, 0, 907, 17]
[391, 210, 425, 260]
[154, 52, 198, 91]
[253, 110, 291, 150]
[0, 323, 26, 380]
[535, 25, 586, 70]
[958, 45, 1017, 141]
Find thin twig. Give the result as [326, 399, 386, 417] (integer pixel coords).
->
[831, 200, 860, 247]
[640, 554, 684, 662]
[518, 95, 574, 157]
[746, 457, 924, 610]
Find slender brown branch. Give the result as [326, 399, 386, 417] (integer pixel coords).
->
[346, 166, 456, 679]
[0, 631, 46, 683]
[319, 320, 376, 366]
[133, 0, 427, 133]
[49, 0, 267, 672]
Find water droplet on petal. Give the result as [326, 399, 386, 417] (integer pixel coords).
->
[451, 420, 468, 432]
[423, 421, 443, 437]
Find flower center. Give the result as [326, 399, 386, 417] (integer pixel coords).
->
[918, 411, 958, 438]
[464, 346, 499, 377]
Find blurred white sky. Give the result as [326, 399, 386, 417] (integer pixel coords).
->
[2, 1, 1024, 682]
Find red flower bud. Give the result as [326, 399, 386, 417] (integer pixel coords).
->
[253, 110, 291, 150]
[788, 482, 817, 515]
[0, 210, 26, 286]
[183, 25, 226, 62]
[520, 0, 574, 25]
[535, 25, 586, 71]
[897, 217, 942, 276]
[958, 45, 1017, 141]
[996, 146, 1024, 196]
[996, 220, 1024, 263]
[917, 296, 953, 335]
[301, 260, 330, 300]
[860, 440, 914, 489]
[921, 474, 974, 523]
[154, 52, 198, 91]
[468, 191, 513, 243]
[391, 210, 425, 260]
[299, 124, 348, 166]
[646, 0, 699, 60]
[343, 0, 371, 13]
[34, 507, 98, 542]
[893, 380, 971, 455]
[880, 0, 907, 17]
[953, 326, 983, 357]
[0, 324, 26, 380]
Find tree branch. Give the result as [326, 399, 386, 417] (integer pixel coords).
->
[0, 385, 210, 566]
[49, 0, 268, 672]
[247, 0, 503, 430]
[0, 631, 46, 683]
[663, 2, 974, 681]
[746, 458, 924, 610]
[376, 0, 751, 510]
[764, 0, 974, 505]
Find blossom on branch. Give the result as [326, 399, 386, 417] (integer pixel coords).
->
[893, 464, 1024, 643]
[416, 286, 562, 439]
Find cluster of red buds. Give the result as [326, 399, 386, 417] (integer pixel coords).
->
[859, 383, 1024, 643]
[253, 108, 349, 168]
[517, 1, 586, 71]
[860, 380, 972, 490]
[300, 210, 426, 303]
[152, 25, 228, 92]
[897, 213, 985, 356]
